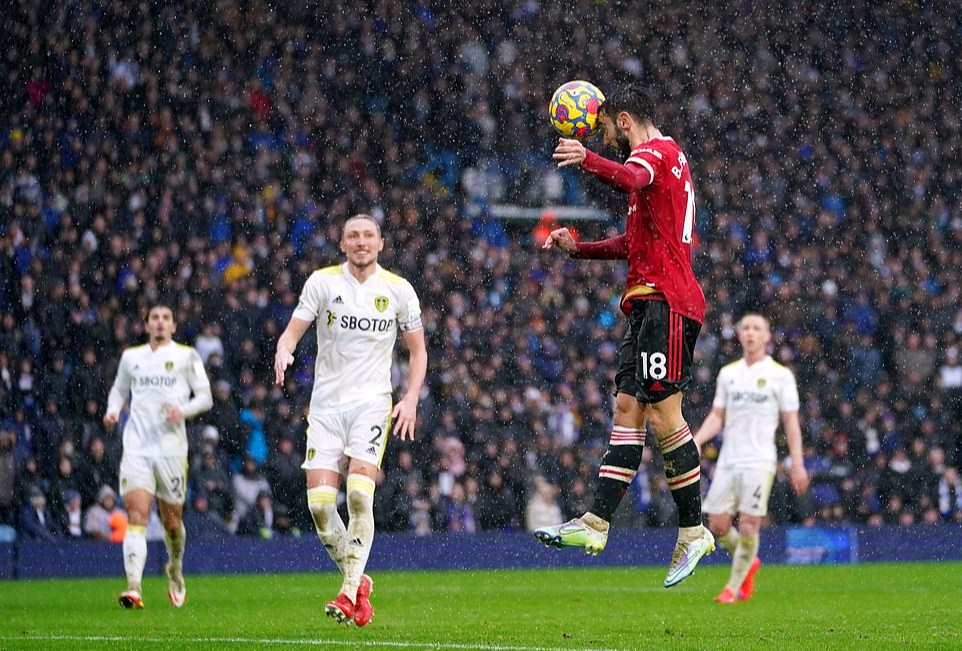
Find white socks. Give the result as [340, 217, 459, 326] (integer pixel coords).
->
[164, 521, 186, 576]
[307, 485, 347, 575]
[726, 533, 760, 592]
[342, 474, 376, 601]
[123, 524, 148, 593]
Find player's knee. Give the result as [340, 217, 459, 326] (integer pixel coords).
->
[738, 518, 761, 538]
[308, 499, 337, 532]
[345, 474, 376, 514]
[164, 518, 181, 536]
[126, 509, 149, 528]
[708, 516, 730, 537]
[613, 395, 639, 423]
[648, 408, 683, 438]
[306, 485, 339, 529]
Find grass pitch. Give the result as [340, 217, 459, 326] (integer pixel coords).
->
[0, 562, 958, 651]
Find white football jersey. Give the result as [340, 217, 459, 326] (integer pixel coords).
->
[108, 342, 211, 457]
[712, 356, 799, 471]
[292, 263, 422, 413]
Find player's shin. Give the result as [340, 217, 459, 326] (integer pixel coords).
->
[342, 474, 376, 601]
[726, 533, 759, 592]
[588, 426, 646, 527]
[307, 486, 348, 574]
[717, 528, 739, 556]
[164, 522, 186, 576]
[123, 524, 148, 593]
[658, 424, 702, 529]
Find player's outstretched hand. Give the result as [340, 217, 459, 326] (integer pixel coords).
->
[790, 464, 810, 495]
[274, 348, 294, 386]
[103, 412, 119, 430]
[542, 227, 578, 254]
[553, 138, 587, 168]
[392, 397, 418, 441]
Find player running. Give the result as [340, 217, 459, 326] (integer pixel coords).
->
[693, 313, 809, 603]
[537, 83, 714, 587]
[274, 214, 427, 627]
[104, 304, 213, 609]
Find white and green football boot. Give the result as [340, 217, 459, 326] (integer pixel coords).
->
[664, 526, 715, 588]
[534, 518, 607, 555]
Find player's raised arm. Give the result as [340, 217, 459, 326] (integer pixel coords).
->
[781, 410, 809, 494]
[581, 148, 655, 193]
[553, 138, 654, 194]
[274, 317, 312, 385]
[392, 327, 427, 441]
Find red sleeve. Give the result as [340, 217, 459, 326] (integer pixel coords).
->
[580, 150, 654, 193]
[572, 234, 628, 260]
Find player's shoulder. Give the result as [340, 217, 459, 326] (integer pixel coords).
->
[631, 136, 678, 158]
[314, 264, 346, 278]
[307, 264, 346, 288]
[377, 266, 415, 291]
[718, 359, 743, 375]
[766, 357, 796, 378]
[173, 342, 200, 356]
[121, 344, 148, 359]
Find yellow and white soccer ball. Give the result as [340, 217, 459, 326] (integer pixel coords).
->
[548, 80, 606, 140]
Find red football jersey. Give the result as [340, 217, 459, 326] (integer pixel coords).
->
[578, 136, 706, 324]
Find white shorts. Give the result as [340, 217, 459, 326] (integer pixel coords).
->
[702, 466, 775, 518]
[119, 454, 188, 505]
[302, 397, 392, 474]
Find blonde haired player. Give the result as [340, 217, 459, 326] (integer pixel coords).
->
[693, 313, 809, 603]
[104, 304, 213, 609]
[274, 214, 427, 627]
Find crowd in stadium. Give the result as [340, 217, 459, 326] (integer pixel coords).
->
[1, 0, 961, 542]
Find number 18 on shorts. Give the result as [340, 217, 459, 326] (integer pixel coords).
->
[616, 300, 701, 404]
[302, 397, 393, 474]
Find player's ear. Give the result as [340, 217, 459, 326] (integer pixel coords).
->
[378, 237, 384, 252]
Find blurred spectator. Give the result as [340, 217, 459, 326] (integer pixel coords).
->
[60, 489, 84, 538]
[84, 485, 122, 542]
[76, 436, 117, 508]
[19, 487, 59, 541]
[272, 503, 300, 537]
[0, 427, 15, 526]
[194, 448, 233, 522]
[232, 456, 271, 524]
[446, 483, 476, 534]
[184, 493, 231, 540]
[204, 383, 245, 462]
[264, 437, 306, 528]
[646, 478, 678, 528]
[476, 471, 517, 530]
[938, 468, 962, 522]
[236, 491, 276, 538]
[195, 323, 225, 364]
[525, 479, 563, 533]
[48, 456, 81, 525]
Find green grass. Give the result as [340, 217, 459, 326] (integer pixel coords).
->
[0, 563, 959, 651]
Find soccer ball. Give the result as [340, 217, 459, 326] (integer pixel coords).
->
[548, 80, 606, 140]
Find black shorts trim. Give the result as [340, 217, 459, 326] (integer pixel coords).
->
[615, 300, 701, 404]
